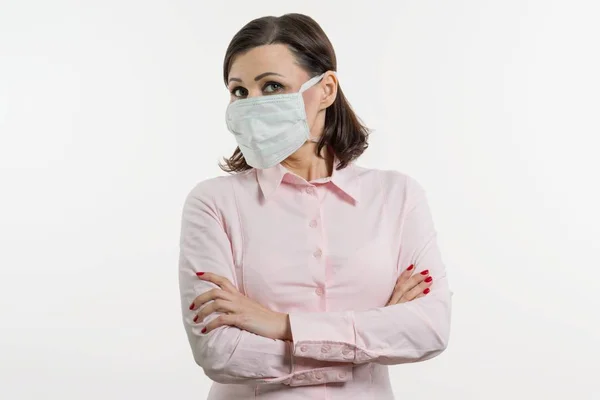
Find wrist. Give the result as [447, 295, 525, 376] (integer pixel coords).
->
[279, 313, 293, 341]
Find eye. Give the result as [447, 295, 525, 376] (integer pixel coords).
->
[263, 81, 284, 94]
[230, 86, 248, 98]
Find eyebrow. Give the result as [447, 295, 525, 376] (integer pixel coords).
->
[228, 72, 284, 84]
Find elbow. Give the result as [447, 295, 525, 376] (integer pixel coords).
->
[431, 308, 451, 354]
[389, 331, 449, 365]
[193, 349, 241, 384]
[425, 289, 452, 356]
[425, 302, 451, 360]
[394, 296, 452, 364]
[427, 330, 450, 360]
[369, 328, 450, 366]
[419, 303, 452, 362]
[438, 324, 451, 353]
[438, 335, 450, 355]
[425, 330, 450, 361]
[200, 366, 238, 385]
[191, 335, 240, 384]
[412, 341, 447, 364]
[194, 349, 271, 385]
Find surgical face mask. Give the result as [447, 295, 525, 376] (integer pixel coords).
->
[225, 72, 330, 169]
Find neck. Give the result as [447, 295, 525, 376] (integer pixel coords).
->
[281, 143, 334, 182]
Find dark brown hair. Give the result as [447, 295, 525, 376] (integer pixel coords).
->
[220, 13, 370, 173]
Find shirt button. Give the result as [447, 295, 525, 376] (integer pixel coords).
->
[297, 374, 305, 380]
[300, 345, 308, 352]
[315, 372, 323, 380]
[305, 187, 315, 195]
[342, 348, 352, 356]
[315, 287, 324, 296]
[309, 219, 318, 228]
[313, 249, 323, 258]
[338, 372, 346, 379]
[321, 344, 330, 353]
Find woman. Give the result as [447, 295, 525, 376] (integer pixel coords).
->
[178, 13, 452, 400]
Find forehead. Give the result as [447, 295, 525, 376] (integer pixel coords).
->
[228, 44, 308, 82]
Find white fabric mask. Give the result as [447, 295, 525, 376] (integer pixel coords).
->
[225, 72, 331, 169]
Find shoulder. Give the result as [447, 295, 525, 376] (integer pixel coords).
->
[353, 164, 426, 201]
[183, 170, 254, 209]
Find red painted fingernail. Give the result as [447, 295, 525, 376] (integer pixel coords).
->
[424, 276, 433, 283]
[189, 303, 195, 310]
[196, 272, 204, 276]
[423, 288, 430, 294]
[407, 264, 414, 271]
[420, 270, 429, 275]
[193, 315, 198, 322]
[201, 327, 207, 333]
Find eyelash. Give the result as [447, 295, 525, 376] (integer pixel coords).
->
[230, 81, 285, 98]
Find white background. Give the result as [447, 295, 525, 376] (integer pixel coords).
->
[1, 0, 599, 399]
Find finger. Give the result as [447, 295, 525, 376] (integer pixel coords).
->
[399, 275, 433, 303]
[413, 287, 430, 300]
[194, 299, 235, 323]
[391, 269, 428, 303]
[401, 269, 429, 292]
[387, 286, 406, 306]
[189, 288, 233, 311]
[196, 272, 239, 294]
[389, 268, 430, 305]
[396, 263, 415, 285]
[386, 264, 416, 305]
[202, 314, 238, 334]
[399, 277, 431, 303]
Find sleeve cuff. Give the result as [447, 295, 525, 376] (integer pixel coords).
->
[288, 311, 357, 362]
[287, 365, 354, 387]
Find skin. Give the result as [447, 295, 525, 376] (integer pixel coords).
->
[189, 44, 434, 340]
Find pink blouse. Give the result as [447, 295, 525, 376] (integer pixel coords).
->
[178, 160, 452, 399]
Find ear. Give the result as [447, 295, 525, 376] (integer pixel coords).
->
[319, 71, 338, 111]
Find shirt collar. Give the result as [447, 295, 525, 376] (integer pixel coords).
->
[256, 157, 360, 204]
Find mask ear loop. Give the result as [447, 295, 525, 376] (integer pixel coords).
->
[303, 71, 337, 143]
[299, 71, 337, 93]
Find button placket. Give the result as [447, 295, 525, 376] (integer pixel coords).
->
[303, 183, 328, 310]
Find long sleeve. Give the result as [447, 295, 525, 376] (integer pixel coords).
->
[287, 176, 453, 365]
[178, 180, 354, 386]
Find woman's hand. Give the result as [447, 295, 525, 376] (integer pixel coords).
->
[189, 272, 292, 341]
[385, 264, 433, 306]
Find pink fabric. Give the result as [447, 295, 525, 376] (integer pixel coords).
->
[178, 160, 453, 399]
